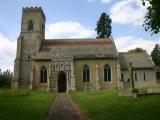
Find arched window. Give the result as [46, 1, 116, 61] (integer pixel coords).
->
[83, 65, 90, 82]
[40, 66, 47, 83]
[104, 64, 111, 82]
[28, 20, 33, 31]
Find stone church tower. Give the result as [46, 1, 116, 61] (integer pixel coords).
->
[13, 7, 45, 88]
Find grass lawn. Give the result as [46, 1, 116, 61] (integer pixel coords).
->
[0, 89, 55, 120]
[69, 90, 160, 120]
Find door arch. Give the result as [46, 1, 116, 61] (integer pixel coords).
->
[58, 71, 67, 92]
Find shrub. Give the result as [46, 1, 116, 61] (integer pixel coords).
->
[0, 69, 13, 88]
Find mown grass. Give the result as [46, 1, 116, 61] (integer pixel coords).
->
[0, 89, 55, 120]
[69, 90, 160, 120]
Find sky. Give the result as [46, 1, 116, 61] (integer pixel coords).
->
[0, 0, 160, 71]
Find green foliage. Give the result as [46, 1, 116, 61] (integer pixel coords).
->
[0, 90, 55, 120]
[128, 48, 145, 52]
[142, 0, 160, 34]
[70, 90, 160, 120]
[95, 12, 112, 38]
[0, 69, 13, 88]
[151, 44, 160, 65]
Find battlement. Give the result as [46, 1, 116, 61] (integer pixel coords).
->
[22, 6, 46, 20]
[23, 6, 42, 10]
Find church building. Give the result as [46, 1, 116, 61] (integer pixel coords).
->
[13, 7, 156, 92]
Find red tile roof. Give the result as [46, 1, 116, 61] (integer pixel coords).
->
[42, 39, 112, 46]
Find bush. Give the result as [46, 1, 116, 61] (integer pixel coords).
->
[0, 69, 13, 88]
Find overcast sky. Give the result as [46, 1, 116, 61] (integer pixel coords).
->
[0, 0, 160, 71]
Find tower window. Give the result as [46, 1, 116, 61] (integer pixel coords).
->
[121, 73, 124, 81]
[104, 64, 111, 82]
[27, 55, 30, 61]
[28, 20, 33, 31]
[40, 66, 47, 83]
[83, 65, 90, 82]
[135, 73, 137, 81]
[42, 24, 44, 31]
[144, 73, 146, 81]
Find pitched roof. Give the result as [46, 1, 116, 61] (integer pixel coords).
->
[119, 51, 155, 69]
[42, 39, 112, 46]
[34, 38, 118, 60]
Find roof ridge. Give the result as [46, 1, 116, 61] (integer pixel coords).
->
[119, 51, 146, 54]
[44, 38, 112, 41]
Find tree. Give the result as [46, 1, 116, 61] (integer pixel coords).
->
[142, 0, 160, 34]
[128, 48, 145, 53]
[0, 69, 13, 88]
[95, 12, 112, 38]
[151, 44, 160, 65]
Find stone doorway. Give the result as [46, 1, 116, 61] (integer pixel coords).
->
[58, 71, 67, 92]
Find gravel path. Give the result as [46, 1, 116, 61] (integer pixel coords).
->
[46, 93, 88, 120]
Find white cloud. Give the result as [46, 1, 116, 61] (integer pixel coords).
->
[110, 0, 149, 26]
[46, 21, 96, 39]
[0, 33, 16, 72]
[115, 36, 160, 54]
[87, 0, 111, 3]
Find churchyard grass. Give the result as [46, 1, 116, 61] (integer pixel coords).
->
[0, 89, 55, 120]
[69, 90, 160, 120]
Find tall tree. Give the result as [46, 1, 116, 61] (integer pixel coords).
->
[95, 12, 112, 38]
[142, 0, 160, 34]
[151, 44, 160, 65]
